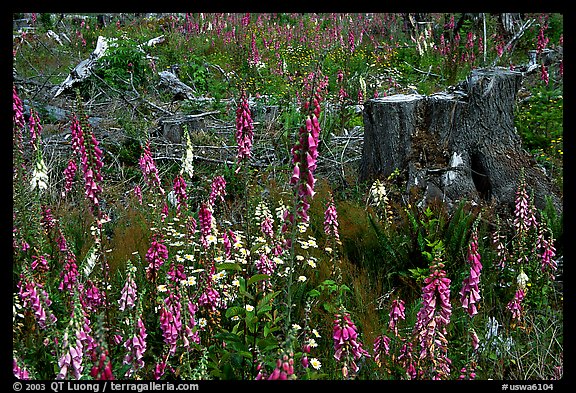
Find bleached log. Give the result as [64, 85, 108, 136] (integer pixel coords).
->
[158, 70, 196, 101]
[54, 36, 115, 97]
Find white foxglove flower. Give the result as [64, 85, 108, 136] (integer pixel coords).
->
[30, 157, 49, 191]
[182, 132, 195, 179]
[517, 270, 529, 289]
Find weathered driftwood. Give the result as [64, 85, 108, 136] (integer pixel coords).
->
[158, 70, 196, 101]
[54, 35, 166, 98]
[359, 67, 562, 214]
[54, 36, 112, 97]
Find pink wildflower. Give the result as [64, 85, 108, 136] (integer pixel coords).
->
[373, 334, 391, 367]
[198, 202, 213, 248]
[59, 252, 79, 292]
[267, 352, 295, 380]
[172, 174, 188, 212]
[118, 274, 137, 312]
[18, 275, 57, 329]
[235, 90, 254, 169]
[139, 140, 164, 195]
[62, 158, 78, 196]
[145, 235, 169, 282]
[90, 350, 114, 380]
[324, 197, 340, 241]
[159, 290, 182, 356]
[507, 288, 525, 322]
[13, 358, 30, 379]
[208, 175, 226, 207]
[290, 115, 321, 223]
[333, 311, 371, 378]
[388, 298, 406, 335]
[133, 185, 143, 205]
[414, 259, 452, 379]
[123, 317, 147, 377]
[460, 229, 483, 317]
[31, 254, 49, 272]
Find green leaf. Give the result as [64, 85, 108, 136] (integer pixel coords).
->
[247, 274, 271, 287]
[225, 306, 244, 319]
[257, 305, 272, 316]
[308, 289, 321, 298]
[216, 262, 242, 272]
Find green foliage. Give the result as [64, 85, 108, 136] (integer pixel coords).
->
[12, 12, 562, 382]
[95, 38, 150, 90]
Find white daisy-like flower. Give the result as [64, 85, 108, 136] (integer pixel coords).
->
[308, 338, 318, 348]
[296, 255, 305, 261]
[298, 276, 307, 282]
[198, 318, 207, 328]
[184, 254, 194, 261]
[273, 257, 284, 265]
[310, 358, 321, 370]
[245, 304, 255, 312]
[232, 279, 240, 287]
[307, 259, 317, 268]
[157, 284, 167, 292]
[311, 329, 321, 338]
[206, 234, 218, 245]
[292, 324, 302, 331]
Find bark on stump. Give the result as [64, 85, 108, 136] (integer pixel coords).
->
[359, 67, 562, 214]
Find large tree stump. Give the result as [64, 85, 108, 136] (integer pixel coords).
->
[359, 67, 562, 214]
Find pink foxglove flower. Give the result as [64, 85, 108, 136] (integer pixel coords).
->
[28, 108, 42, 149]
[90, 349, 114, 380]
[267, 352, 295, 380]
[133, 185, 142, 205]
[235, 90, 254, 169]
[13, 85, 26, 131]
[388, 298, 406, 335]
[324, 197, 340, 242]
[172, 174, 188, 212]
[13, 358, 30, 379]
[62, 158, 78, 196]
[373, 334, 391, 367]
[118, 273, 137, 312]
[537, 227, 557, 277]
[123, 317, 147, 377]
[414, 259, 452, 379]
[18, 275, 57, 329]
[398, 341, 417, 380]
[198, 202, 213, 249]
[145, 235, 169, 281]
[159, 290, 182, 356]
[507, 288, 525, 322]
[460, 229, 483, 317]
[290, 115, 321, 223]
[333, 311, 371, 378]
[59, 252, 79, 293]
[139, 140, 164, 195]
[31, 254, 49, 272]
[208, 175, 226, 207]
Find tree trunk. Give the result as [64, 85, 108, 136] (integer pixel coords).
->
[359, 67, 562, 214]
